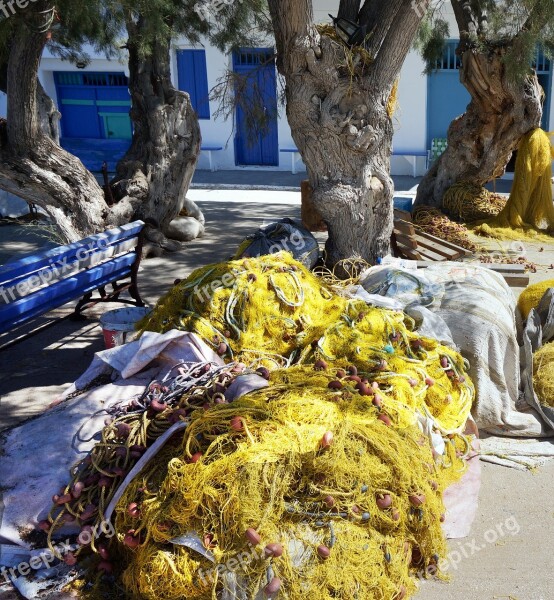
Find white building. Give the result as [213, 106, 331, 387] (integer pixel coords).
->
[1, 1, 553, 177]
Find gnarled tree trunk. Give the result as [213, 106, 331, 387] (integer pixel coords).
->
[0, 15, 130, 242]
[415, 2, 544, 208]
[0, 6, 201, 246]
[268, 0, 423, 270]
[111, 16, 201, 242]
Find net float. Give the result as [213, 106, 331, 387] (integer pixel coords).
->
[188, 452, 203, 463]
[71, 481, 85, 499]
[55, 494, 72, 505]
[392, 509, 401, 521]
[231, 416, 244, 431]
[264, 543, 284, 558]
[98, 476, 113, 488]
[376, 494, 392, 509]
[98, 560, 113, 574]
[127, 503, 141, 518]
[245, 528, 261, 545]
[263, 576, 281, 596]
[346, 375, 362, 383]
[64, 552, 77, 566]
[150, 399, 166, 413]
[323, 495, 335, 508]
[123, 530, 141, 549]
[336, 369, 346, 378]
[38, 520, 51, 532]
[115, 423, 131, 438]
[317, 544, 331, 559]
[440, 356, 449, 368]
[425, 377, 435, 387]
[314, 359, 328, 371]
[409, 494, 426, 506]
[347, 365, 358, 375]
[320, 431, 333, 448]
[377, 414, 391, 426]
[372, 394, 383, 408]
[217, 342, 228, 356]
[328, 380, 343, 390]
[97, 544, 110, 560]
[356, 382, 373, 396]
[256, 366, 270, 380]
[78, 526, 93, 545]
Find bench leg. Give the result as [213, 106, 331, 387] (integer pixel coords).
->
[71, 292, 93, 321]
[207, 151, 215, 172]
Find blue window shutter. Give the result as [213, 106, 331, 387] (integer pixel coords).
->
[177, 50, 210, 119]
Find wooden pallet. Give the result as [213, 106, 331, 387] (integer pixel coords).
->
[391, 209, 471, 262]
[390, 209, 529, 287]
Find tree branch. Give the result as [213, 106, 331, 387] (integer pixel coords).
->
[338, 0, 362, 21]
[267, 0, 313, 73]
[368, 0, 426, 87]
[358, 0, 405, 59]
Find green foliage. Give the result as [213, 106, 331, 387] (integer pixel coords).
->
[414, 17, 450, 74]
[0, 0, 269, 69]
[416, 0, 554, 82]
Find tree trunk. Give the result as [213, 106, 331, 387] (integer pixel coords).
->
[0, 9, 200, 246]
[111, 17, 201, 239]
[268, 0, 423, 271]
[415, 45, 543, 208]
[0, 17, 131, 242]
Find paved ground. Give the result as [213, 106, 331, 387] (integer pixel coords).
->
[0, 177, 553, 599]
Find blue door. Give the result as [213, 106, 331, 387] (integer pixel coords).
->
[427, 41, 471, 146]
[233, 48, 279, 166]
[54, 72, 132, 140]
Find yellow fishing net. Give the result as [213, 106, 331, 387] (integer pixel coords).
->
[534, 341, 554, 407]
[474, 129, 554, 241]
[517, 279, 554, 319]
[138, 253, 474, 434]
[115, 366, 470, 600]
[58, 254, 477, 600]
[443, 182, 507, 222]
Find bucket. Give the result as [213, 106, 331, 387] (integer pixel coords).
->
[99, 306, 151, 349]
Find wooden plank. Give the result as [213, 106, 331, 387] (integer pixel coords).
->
[393, 231, 418, 249]
[0, 238, 138, 302]
[413, 233, 462, 260]
[415, 230, 472, 257]
[478, 263, 527, 273]
[502, 274, 530, 287]
[393, 208, 412, 222]
[416, 246, 450, 262]
[0, 254, 136, 334]
[0, 221, 144, 283]
[395, 242, 422, 261]
[394, 219, 416, 236]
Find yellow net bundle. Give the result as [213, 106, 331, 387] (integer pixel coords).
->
[442, 182, 507, 222]
[533, 341, 554, 408]
[138, 252, 346, 367]
[517, 279, 554, 320]
[474, 128, 554, 241]
[139, 253, 474, 434]
[115, 366, 470, 600]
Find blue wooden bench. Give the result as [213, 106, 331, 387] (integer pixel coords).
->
[0, 221, 145, 349]
[280, 147, 304, 174]
[392, 149, 428, 177]
[201, 145, 223, 172]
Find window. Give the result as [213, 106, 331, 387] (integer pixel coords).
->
[176, 49, 210, 119]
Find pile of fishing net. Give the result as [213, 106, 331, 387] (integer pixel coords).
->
[442, 182, 507, 222]
[43, 254, 476, 600]
[114, 367, 469, 600]
[518, 279, 554, 320]
[412, 206, 478, 252]
[533, 341, 554, 408]
[474, 128, 554, 241]
[138, 253, 474, 435]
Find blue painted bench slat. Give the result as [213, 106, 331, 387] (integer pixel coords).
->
[0, 221, 145, 346]
[0, 254, 137, 334]
[0, 221, 143, 284]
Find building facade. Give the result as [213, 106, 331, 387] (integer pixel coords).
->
[1, 1, 552, 177]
